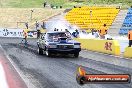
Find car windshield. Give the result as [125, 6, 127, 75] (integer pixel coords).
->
[46, 32, 72, 42]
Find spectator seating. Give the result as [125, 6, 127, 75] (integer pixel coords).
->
[119, 8, 132, 35]
[65, 6, 120, 32]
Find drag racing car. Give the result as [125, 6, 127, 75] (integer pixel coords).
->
[37, 31, 81, 57]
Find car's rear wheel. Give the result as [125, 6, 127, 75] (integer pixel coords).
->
[38, 47, 43, 55]
[74, 52, 79, 58]
[45, 50, 51, 57]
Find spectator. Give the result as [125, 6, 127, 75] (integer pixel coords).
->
[93, 30, 99, 38]
[60, 6, 62, 8]
[82, 30, 86, 34]
[75, 29, 79, 36]
[37, 30, 41, 39]
[72, 29, 79, 38]
[43, 2, 47, 7]
[128, 30, 132, 47]
[56, 29, 59, 31]
[23, 30, 28, 44]
[91, 29, 94, 35]
[99, 24, 107, 39]
[36, 21, 39, 30]
[51, 4, 54, 8]
[25, 22, 28, 29]
[41, 22, 46, 29]
[54, 28, 57, 31]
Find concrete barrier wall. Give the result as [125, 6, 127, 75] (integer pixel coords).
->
[74, 38, 120, 56]
[124, 47, 132, 58]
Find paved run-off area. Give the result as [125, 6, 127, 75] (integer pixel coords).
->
[0, 38, 132, 88]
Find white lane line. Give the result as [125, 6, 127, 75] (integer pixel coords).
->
[0, 62, 9, 88]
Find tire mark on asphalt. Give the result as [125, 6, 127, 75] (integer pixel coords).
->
[2, 43, 132, 88]
[1, 44, 108, 88]
[2, 45, 56, 88]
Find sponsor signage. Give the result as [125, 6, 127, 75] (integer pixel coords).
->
[0, 28, 23, 37]
[0, 28, 37, 38]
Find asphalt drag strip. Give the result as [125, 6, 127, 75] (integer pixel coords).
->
[0, 38, 131, 88]
[0, 45, 27, 88]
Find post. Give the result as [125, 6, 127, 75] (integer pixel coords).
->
[30, 10, 34, 21]
[90, 9, 92, 30]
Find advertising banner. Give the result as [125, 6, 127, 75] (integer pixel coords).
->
[0, 28, 37, 38]
[0, 28, 23, 37]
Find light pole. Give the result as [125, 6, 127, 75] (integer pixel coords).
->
[30, 10, 34, 21]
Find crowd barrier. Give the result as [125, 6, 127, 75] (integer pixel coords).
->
[74, 38, 120, 56]
[124, 47, 132, 58]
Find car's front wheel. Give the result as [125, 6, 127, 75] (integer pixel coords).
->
[74, 52, 79, 58]
[38, 47, 43, 55]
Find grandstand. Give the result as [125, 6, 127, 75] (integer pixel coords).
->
[65, 6, 120, 32]
[108, 10, 128, 36]
[119, 8, 132, 35]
